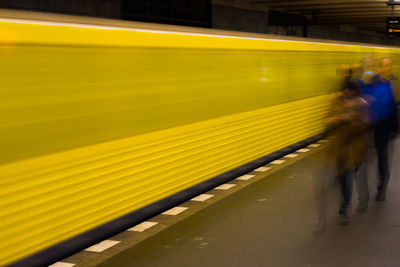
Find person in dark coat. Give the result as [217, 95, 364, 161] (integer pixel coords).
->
[326, 76, 369, 224]
[360, 56, 398, 202]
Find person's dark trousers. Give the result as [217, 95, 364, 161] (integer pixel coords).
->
[339, 170, 352, 215]
[373, 120, 391, 194]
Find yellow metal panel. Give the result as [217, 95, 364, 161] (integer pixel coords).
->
[0, 94, 331, 264]
[1, 17, 400, 266]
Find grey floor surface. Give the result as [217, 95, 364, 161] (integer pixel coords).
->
[99, 139, 400, 267]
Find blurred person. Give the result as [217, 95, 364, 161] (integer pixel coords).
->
[313, 147, 333, 232]
[361, 56, 376, 76]
[336, 64, 351, 79]
[378, 57, 398, 140]
[379, 57, 398, 164]
[380, 57, 394, 80]
[326, 75, 369, 225]
[359, 56, 398, 202]
[379, 57, 398, 98]
[350, 63, 362, 79]
[354, 56, 377, 212]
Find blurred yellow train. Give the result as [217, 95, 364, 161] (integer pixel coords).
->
[1, 10, 399, 266]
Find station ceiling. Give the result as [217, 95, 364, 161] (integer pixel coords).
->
[251, 0, 396, 33]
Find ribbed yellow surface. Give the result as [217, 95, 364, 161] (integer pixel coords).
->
[0, 18, 399, 265]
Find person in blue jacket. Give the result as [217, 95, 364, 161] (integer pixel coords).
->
[360, 56, 398, 203]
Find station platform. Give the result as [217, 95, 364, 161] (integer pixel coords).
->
[58, 138, 400, 267]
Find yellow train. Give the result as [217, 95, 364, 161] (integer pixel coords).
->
[0, 10, 399, 266]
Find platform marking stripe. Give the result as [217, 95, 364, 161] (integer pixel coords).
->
[85, 240, 121, 253]
[48, 262, 76, 267]
[284, 154, 298, 158]
[128, 221, 158, 232]
[162, 207, 188, 215]
[271, 160, 285, 165]
[255, 167, 270, 172]
[215, 184, 237, 190]
[297, 148, 310, 153]
[191, 194, 214, 201]
[309, 144, 321, 148]
[236, 174, 255, 180]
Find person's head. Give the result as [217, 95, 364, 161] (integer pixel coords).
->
[361, 56, 376, 73]
[379, 56, 393, 79]
[360, 56, 377, 84]
[341, 79, 360, 99]
[350, 63, 361, 78]
[336, 65, 353, 82]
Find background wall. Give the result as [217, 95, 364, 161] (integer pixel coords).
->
[0, 0, 122, 18]
[1, 0, 399, 46]
[211, 2, 400, 46]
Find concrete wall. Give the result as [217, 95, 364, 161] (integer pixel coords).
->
[211, 3, 400, 46]
[0, 0, 211, 28]
[212, 4, 268, 34]
[211, 4, 305, 38]
[0, 0, 121, 18]
[211, 4, 303, 37]
[307, 24, 400, 46]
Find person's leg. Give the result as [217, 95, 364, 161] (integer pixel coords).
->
[355, 166, 369, 211]
[374, 125, 390, 201]
[339, 170, 352, 224]
[314, 175, 327, 232]
[356, 131, 373, 211]
[313, 151, 333, 232]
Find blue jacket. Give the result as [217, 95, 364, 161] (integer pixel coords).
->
[361, 75, 397, 124]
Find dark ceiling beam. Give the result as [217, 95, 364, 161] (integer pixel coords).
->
[309, 17, 387, 24]
[288, 5, 393, 12]
[356, 26, 386, 28]
[310, 7, 395, 11]
[284, 4, 389, 10]
[252, 0, 386, 8]
[318, 10, 396, 14]
[317, 13, 393, 17]
[296, 10, 396, 17]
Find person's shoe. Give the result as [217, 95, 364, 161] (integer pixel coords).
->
[339, 214, 349, 225]
[356, 202, 368, 212]
[376, 191, 386, 202]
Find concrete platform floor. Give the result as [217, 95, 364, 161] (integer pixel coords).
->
[98, 139, 400, 267]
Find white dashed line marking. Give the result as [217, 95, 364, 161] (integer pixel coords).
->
[255, 167, 270, 172]
[128, 221, 158, 232]
[215, 184, 236, 190]
[284, 154, 298, 158]
[297, 148, 310, 153]
[162, 207, 188, 215]
[309, 144, 321, 148]
[236, 174, 255, 180]
[271, 160, 285, 165]
[49, 262, 76, 267]
[191, 194, 214, 201]
[85, 240, 121, 253]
